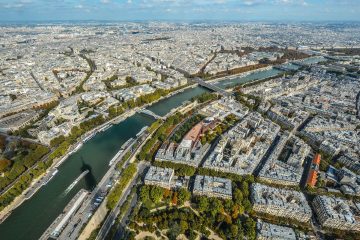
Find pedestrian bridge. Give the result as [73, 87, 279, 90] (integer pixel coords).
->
[137, 108, 164, 120]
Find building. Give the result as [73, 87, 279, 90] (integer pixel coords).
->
[193, 175, 232, 199]
[0, 110, 39, 133]
[251, 183, 312, 223]
[306, 154, 321, 187]
[203, 113, 280, 176]
[256, 220, 297, 240]
[198, 97, 249, 120]
[338, 155, 360, 175]
[313, 195, 360, 232]
[259, 133, 310, 187]
[144, 166, 174, 189]
[155, 120, 211, 167]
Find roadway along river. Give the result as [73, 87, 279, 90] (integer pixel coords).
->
[0, 67, 286, 240]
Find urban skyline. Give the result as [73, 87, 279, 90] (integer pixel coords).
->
[0, 2, 360, 240]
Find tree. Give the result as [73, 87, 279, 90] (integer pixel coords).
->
[177, 165, 196, 176]
[163, 188, 172, 198]
[50, 135, 65, 147]
[224, 198, 233, 212]
[150, 186, 164, 203]
[172, 192, 178, 205]
[210, 198, 223, 216]
[9, 94, 17, 101]
[0, 158, 11, 172]
[230, 224, 239, 238]
[240, 181, 249, 198]
[243, 218, 256, 240]
[243, 199, 252, 212]
[139, 185, 150, 202]
[180, 220, 189, 233]
[231, 204, 244, 219]
[233, 188, 243, 204]
[106, 163, 137, 209]
[177, 188, 191, 205]
[197, 196, 209, 212]
[168, 222, 181, 240]
[186, 230, 197, 240]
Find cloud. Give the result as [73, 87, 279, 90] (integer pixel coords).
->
[0, 0, 359, 21]
[3, 3, 24, 8]
[2, 0, 34, 9]
[273, 0, 308, 6]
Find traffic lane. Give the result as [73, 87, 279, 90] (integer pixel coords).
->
[96, 163, 148, 240]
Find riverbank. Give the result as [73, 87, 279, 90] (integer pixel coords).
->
[0, 60, 290, 240]
[0, 170, 47, 223]
[79, 120, 159, 240]
[206, 55, 324, 86]
[0, 83, 203, 224]
[0, 110, 137, 221]
[0, 61, 279, 222]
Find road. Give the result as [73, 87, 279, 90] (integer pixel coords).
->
[95, 162, 149, 240]
[112, 188, 139, 239]
[252, 135, 281, 177]
[94, 126, 158, 240]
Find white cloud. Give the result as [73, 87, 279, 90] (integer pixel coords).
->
[273, 0, 308, 6]
[4, 3, 24, 8]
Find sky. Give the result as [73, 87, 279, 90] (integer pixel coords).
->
[0, 0, 359, 22]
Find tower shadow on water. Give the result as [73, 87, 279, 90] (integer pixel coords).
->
[80, 157, 97, 190]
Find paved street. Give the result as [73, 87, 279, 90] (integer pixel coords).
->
[95, 162, 149, 240]
[112, 188, 139, 240]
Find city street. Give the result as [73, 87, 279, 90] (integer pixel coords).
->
[95, 162, 149, 240]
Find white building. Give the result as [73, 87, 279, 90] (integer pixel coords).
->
[251, 183, 312, 223]
[144, 166, 174, 189]
[313, 195, 360, 232]
[193, 175, 232, 199]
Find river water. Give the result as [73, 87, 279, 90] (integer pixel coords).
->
[0, 67, 287, 240]
[214, 68, 282, 89]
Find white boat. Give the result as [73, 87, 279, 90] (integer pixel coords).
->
[64, 170, 89, 195]
[121, 138, 134, 150]
[73, 143, 83, 152]
[136, 126, 148, 137]
[42, 169, 59, 186]
[108, 150, 123, 166]
[82, 132, 96, 143]
[98, 124, 112, 132]
[69, 143, 83, 156]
